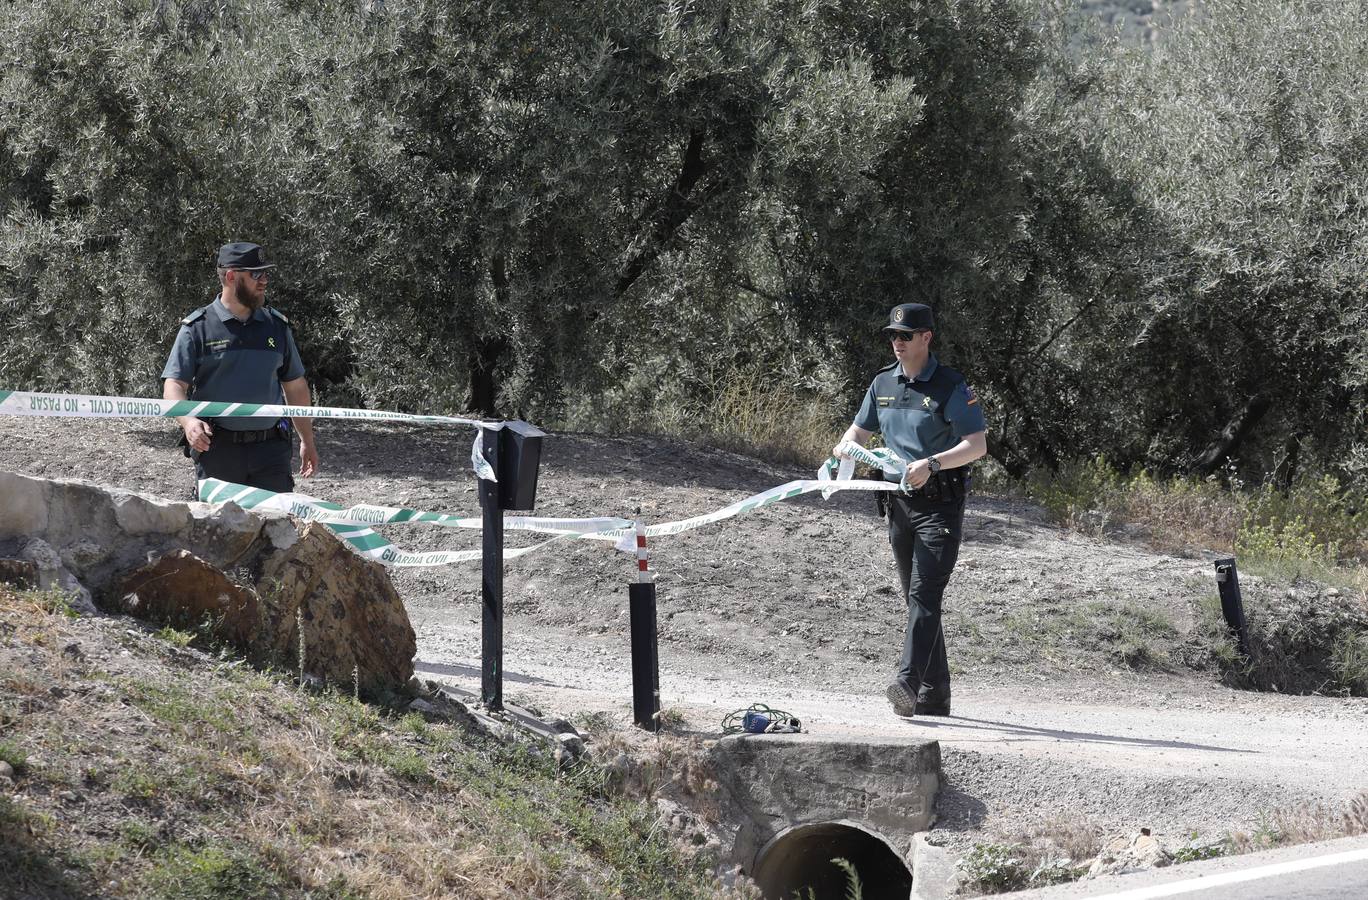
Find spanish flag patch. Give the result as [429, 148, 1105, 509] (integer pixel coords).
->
[961, 383, 979, 406]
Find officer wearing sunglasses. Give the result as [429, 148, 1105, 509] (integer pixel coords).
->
[834, 303, 987, 719]
[161, 242, 318, 494]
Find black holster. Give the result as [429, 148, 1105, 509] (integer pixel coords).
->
[862, 469, 891, 519]
[907, 469, 968, 503]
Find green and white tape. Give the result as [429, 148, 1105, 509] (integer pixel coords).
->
[0, 389, 488, 427]
[580, 468, 905, 545]
[5, 389, 922, 567]
[196, 446, 908, 568]
[824, 440, 907, 478]
[198, 478, 634, 566]
[199, 478, 631, 537]
[0, 388, 500, 481]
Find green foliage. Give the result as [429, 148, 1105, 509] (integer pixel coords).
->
[1172, 833, 1228, 864]
[0, 741, 28, 774]
[1200, 579, 1368, 697]
[398, 711, 429, 739]
[1027, 856, 1087, 886]
[112, 768, 161, 802]
[1238, 476, 1368, 567]
[26, 588, 81, 618]
[143, 844, 288, 900]
[117, 678, 241, 735]
[958, 840, 1090, 894]
[1, 0, 1364, 491]
[1030, 456, 1368, 569]
[830, 856, 864, 900]
[1076, 0, 1368, 487]
[1331, 630, 1368, 697]
[958, 842, 1027, 893]
[153, 626, 196, 648]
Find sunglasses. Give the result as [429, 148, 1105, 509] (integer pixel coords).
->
[888, 330, 926, 342]
[237, 269, 271, 282]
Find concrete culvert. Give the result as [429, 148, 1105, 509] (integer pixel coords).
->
[751, 820, 913, 900]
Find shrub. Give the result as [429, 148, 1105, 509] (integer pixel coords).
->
[1028, 457, 1368, 573]
[957, 842, 1027, 893]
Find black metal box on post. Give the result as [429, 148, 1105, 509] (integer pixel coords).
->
[479, 421, 545, 711]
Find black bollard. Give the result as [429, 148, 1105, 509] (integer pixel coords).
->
[1214, 557, 1251, 658]
[629, 522, 661, 731]
[629, 582, 661, 731]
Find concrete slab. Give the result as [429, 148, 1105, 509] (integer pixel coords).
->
[708, 732, 940, 873]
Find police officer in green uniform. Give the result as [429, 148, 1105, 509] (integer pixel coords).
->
[836, 303, 987, 717]
[162, 242, 318, 493]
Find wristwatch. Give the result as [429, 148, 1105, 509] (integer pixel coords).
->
[926, 456, 942, 475]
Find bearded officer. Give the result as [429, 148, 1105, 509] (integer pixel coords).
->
[162, 242, 318, 493]
[835, 303, 987, 717]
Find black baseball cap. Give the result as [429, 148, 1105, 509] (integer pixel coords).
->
[217, 242, 276, 271]
[884, 302, 934, 333]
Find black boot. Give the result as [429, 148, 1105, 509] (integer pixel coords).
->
[916, 684, 951, 717]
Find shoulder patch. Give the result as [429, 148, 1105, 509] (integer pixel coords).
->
[180, 308, 206, 326]
[960, 382, 979, 406]
[267, 307, 289, 324]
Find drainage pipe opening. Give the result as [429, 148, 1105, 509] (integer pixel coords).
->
[751, 820, 913, 900]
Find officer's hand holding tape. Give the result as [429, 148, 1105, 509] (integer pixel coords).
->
[903, 457, 932, 490]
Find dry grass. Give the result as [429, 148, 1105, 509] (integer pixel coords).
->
[1228, 791, 1368, 853]
[1022, 460, 1367, 565]
[698, 369, 841, 467]
[1016, 819, 1107, 864]
[0, 585, 736, 900]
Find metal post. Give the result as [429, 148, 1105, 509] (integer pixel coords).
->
[629, 520, 661, 731]
[1214, 557, 1250, 658]
[480, 427, 504, 711]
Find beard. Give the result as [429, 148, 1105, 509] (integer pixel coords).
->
[232, 278, 266, 311]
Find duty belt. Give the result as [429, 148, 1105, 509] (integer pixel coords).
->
[222, 426, 290, 444]
[896, 468, 967, 502]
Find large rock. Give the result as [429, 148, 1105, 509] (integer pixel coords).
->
[1086, 829, 1173, 877]
[256, 522, 417, 699]
[117, 551, 263, 648]
[113, 524, 417, 698]
[0, 471, 47, 537]
[22, 538, 96, 615]
[112, 491, 193, 536]
[2, 469, 418, 699]
[186, 500, 266, 568]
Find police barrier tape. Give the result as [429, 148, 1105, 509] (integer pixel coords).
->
[194, 442, 911, 567]
[0, 389, 500, 482]
[4, 389, 916, 566]
[198, 478, 635, 565]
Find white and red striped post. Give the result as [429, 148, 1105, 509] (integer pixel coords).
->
[635, 519, 652, 583]
[628, 519, 661, 731]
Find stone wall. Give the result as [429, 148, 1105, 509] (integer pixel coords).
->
[0, 470, 416, 699]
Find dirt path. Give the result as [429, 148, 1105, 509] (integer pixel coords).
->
[2, 414, 1365, 848]
[412, 615, 1368, 848]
